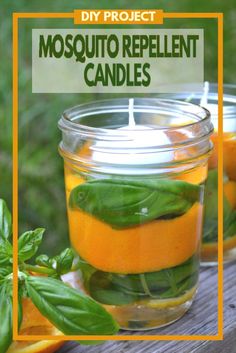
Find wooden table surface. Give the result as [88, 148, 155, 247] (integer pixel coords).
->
[57, 263, 236, 353]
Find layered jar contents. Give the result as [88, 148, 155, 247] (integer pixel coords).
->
[164, 85, 236, 263]
[201, 85, 236, 263]
[59, 98, 213, 329]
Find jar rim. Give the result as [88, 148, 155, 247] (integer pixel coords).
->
[157, 83, 236, 120]
[58, 98, 213, 174]
[58, 98, 212, 145]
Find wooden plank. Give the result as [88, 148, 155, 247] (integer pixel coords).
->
[57, 263, 236, 353]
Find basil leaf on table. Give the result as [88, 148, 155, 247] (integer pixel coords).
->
[18, 228, 45, 262]
[70, 178, 200, 228]
[0, 198, 119, 345]
[0, 199, 12, 240]
[83, 256, 199, 305]
[25, 276, 119, 335]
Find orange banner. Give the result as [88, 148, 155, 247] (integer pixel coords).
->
[74, 9, 164, 25]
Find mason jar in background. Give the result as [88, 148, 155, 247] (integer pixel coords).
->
[58, 98, 213, 330]
[162, 85, 236, 264]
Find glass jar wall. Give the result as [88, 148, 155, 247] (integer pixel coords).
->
[58, 98, 213, 329]
[161, 85, 236, 264]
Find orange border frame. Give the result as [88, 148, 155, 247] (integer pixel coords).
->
[12, 11, 224, 341]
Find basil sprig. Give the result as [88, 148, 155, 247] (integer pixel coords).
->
[70, 178, 201, 228]
[0, 199, 119, 353]
[25, 276, 119, 335]
[79, 256, 199, 306]
[203, 169, 236, 243]
[36, 248, 74, 278]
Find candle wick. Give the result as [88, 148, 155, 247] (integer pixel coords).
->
[200, 81, 209, 107]
[128, 98, 136, 128]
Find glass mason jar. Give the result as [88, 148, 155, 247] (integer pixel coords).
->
[58, 98, 213, 330]
[162, 85, 236, 264]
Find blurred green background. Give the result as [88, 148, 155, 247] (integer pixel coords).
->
[0, 0, 235, 255]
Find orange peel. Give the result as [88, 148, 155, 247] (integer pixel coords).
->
[7, 299, 64, 353]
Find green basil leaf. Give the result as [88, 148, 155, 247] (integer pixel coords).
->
[70, 178, 200, 228]
[0, 282, 13, 353]
[0, 238, 12, 266]
[77, 259, 97, 289]
[110, 256, 198, 295]
[35, 254, 51, 268]
[52, 248, 74, 275]
[36, 249, 74, 276]
[18, 228, 45, 262]
[224, 210, 236, 239]
[89, 271, 139, 305]
[86, 256, 199, 305]
[0, 199, 12, 240]
[0, 280, 22, 353]
[203, 170, 218, 225]
[0, 266, 12, 281]
[25, 276, 119, 335]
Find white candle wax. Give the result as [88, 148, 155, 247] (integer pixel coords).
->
[91, 99, 174, 165]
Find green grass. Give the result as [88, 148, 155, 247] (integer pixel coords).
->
[0, 0, 235, 255]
